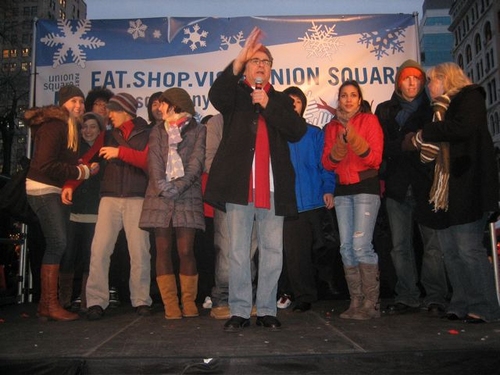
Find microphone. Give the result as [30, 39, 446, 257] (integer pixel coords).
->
[254, 77, 263, 114]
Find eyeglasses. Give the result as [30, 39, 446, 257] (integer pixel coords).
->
[248, 58, 272, 67]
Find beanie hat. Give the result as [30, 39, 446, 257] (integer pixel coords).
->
[107, 93, 138, 117]
[59, 85, 85, 106]
[83, 112, 105, 131]
[160, 88, 195, 116]
[398, 67, 424, 87]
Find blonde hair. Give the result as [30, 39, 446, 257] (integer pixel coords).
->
[427, 62, 472, 93]
[67, 116, 79, 152]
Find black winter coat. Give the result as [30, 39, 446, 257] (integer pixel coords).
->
[422, 84, 499, 227]
[205, 63, 307, 217]
[376, 91, 448, 228]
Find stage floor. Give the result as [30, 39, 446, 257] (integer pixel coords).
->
[1, 299, 499, 374]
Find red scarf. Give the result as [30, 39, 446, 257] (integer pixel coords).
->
[245, 79, 271, 209]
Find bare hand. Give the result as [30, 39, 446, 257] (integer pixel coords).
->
[252, 88, 269, 110]
[99, 147, 119, 160]
[89, 162, 100, 176]
[324, 193, 335, 209]
[61, 187, 73, 205]
[233, 27, 264, 75]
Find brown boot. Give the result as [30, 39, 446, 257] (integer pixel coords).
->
[58, 272, 74, 310]
[156, 274, 182, 319]
[351, 263, 381, 320]
[179, 274, 199, 318]
[339, 266, 363, 319]
[39, 265, 79, 321]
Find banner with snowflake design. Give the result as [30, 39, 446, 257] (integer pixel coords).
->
[34, 14, 418, 125]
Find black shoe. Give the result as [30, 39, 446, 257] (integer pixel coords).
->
[223, 316, 250, 332]
[441, 312, 464, 321]
[427, 303, 445, 315]
[256, 315, 281, 330]
[293, 302, 311, 313]
[87, 305, 104, 321]
[136, 305, 151, 316]
[463, 314, 486, 324]
[386, 302, 419, 315]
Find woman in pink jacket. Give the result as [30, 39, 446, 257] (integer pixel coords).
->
[322, 80, 384, 321]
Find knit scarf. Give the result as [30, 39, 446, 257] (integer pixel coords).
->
[335, 107, 359, 126]
[245, 79, 271, 209]
[164, 115, 191, 182]
[395, 94, 423, 128]
[415, 89, 459, 212]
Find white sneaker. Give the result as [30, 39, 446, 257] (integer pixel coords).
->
[277, 294, 292, 309]
[202, 296, 213, 309]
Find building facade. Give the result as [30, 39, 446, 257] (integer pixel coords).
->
[0, 0, 87, 174]
[449, 0, 500, 150]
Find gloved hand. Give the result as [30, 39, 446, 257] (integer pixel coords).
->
[412, 130, 440, 163]
[329, 131, 348, 162]
[401, 132, 417, 151]
[345, 124, 369, 156]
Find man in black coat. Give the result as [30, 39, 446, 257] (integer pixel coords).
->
[205, 27, 306, 331]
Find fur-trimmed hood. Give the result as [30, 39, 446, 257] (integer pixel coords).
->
[23, 105, 69, 128]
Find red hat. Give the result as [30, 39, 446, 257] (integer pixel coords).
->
[398, 67, 424, 87]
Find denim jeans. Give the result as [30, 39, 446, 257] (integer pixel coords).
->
[386, 197, 420, 307]
[418, 224, 449, 307]
[334, 194, 380, 267]
[27, 193, 71, 265]
[436, 215, 500, 322]
[211, 208, 258, 307]
[226, 194, 283, 318]
[86, 197, 152, 309]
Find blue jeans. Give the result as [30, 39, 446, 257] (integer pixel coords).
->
[418, 224, 449, 307]
[386, 197, 448, 308]
[436, 215, 500, 322]
[226, 194, 283, 318]
[334, 194, 380, 267]
[211, 208, 258, 307]
[27, 193, 71, 265]
[386, 197, 420, 307]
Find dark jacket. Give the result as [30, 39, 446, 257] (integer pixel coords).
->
[421, 84, 499, 227]
[25, 106, 80, 187]
[70, 137, 103, 215]
[205, 63, 307, 217]
[99, 117, 150, 197]
[139, 118, 206, 230]
[375, 86, 448, 228]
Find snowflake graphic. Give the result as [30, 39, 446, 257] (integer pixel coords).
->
[298, 22, 343, 60]
[182, 24, 208, 51]
[128, 19, 148, 40]
[153, 29, 162, 39]
[219, 31, 245, 53]
[357, 27, 406, 60]
[40, 19, 105, 68]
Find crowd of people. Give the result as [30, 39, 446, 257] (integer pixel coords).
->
[20, 26, 500, 329]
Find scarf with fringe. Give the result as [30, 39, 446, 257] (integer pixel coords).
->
[414, 89, 459, 212]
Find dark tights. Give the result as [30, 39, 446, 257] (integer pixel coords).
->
[155, 227, 197, 276]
